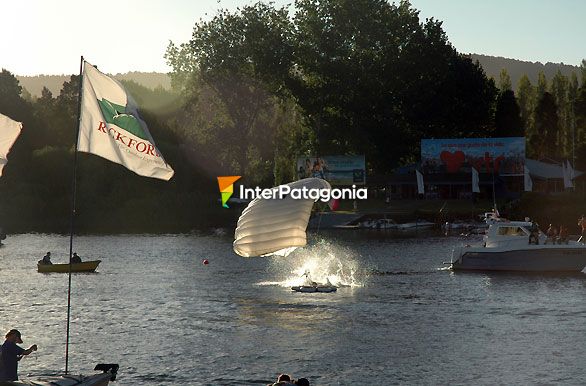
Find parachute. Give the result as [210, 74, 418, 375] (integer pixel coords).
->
[233, 178, 331, 257]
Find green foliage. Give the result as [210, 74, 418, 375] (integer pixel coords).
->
[516, 75, 535, 135]
[0, 68, 228, 233]
[166, 2, 305, 186]
[511, 192, 586, 233]
[531, 92, 559, 159]
[166, 0, 498, 179]
[10, 1, 582, 233]
[494, 90, 523, 137]
[498, 68, 512, 91]
[536, 71, 548, 99]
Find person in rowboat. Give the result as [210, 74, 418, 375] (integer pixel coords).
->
[0, 329, 38, 381]
[71, 252, 82, 263]
[39, 252, 52, 265]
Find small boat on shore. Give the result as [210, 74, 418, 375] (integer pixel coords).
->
[449, 216, 586, 272]
[358, 218, 436, 230]
[37, 260, 101, 273]
[9, 363, 118, 386]
[395, 220, 435, 230]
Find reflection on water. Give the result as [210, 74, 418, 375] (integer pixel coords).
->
[236, 298, 340, 332]
[1, 232, 586, 385]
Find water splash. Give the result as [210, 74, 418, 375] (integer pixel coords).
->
[259, 239, 364, 288]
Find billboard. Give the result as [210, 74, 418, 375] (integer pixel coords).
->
[421, 137, 525, 175]
[297, 155, 365, 185]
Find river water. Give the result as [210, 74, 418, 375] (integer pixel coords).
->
[1, 231, 586, 385]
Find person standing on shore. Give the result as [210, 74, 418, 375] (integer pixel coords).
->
[578, 215, 585, 243]
[0, 329, 38, 382]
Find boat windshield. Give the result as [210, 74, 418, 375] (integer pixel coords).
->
[496, 226, 528, 237]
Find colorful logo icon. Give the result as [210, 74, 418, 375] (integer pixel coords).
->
[217, 176, 241, 208]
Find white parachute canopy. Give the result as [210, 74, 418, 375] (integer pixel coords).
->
[233, 178, 331, 257]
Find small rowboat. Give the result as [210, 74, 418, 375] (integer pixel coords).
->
[37, 260, 101, 273]
[291, 285, 337, 293]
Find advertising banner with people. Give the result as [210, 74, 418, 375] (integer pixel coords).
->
[421, 137, 525, 175]
[297, 155, 366, 185]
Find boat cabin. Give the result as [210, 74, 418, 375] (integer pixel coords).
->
[484, 221, 541, 248]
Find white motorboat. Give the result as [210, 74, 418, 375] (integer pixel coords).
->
[450, 216, 586, 272]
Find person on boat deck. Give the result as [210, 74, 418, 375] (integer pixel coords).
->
[0, 329, 37, 382]
[294, 378, 310, 386]
[578, 215, 586, 242]
[528, 222, 539, 245]
[545, 224, 557, 244]
[40, 252, 52, 265]
[71, 252, 82, 263]
[558, 225, 569, 244]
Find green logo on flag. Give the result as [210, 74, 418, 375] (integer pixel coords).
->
[98, 98, 148, 140]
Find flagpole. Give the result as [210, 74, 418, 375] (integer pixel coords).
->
[65, 55, 84, 375]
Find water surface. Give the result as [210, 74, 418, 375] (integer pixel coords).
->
[1, 231, 585, 385]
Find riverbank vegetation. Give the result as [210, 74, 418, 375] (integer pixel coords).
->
[1, 0, 586, 233]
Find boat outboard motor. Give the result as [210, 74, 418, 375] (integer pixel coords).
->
[95, 363, 120, 381]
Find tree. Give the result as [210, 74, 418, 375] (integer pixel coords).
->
[536, 71, 548, 99]
[532, 92, 559, 159]
[0, 69, 29, 121]
[0, 69, 36, 177]
[516, 75, 535, 135]
[494, 90, 523, 137]
[498, 68, 512, 91]
[167, 0, 498, 177]
[291, 0, 496, 170]
[550, 70, 569, 155]
[166, 2, 302, 185]
[53, 75, 80, 148]
[568, 72, 579, 161]
[575, 67, 586, 150]
[580, 59, 586, 87]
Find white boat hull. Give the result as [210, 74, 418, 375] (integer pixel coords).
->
[452, 245, 586, 272]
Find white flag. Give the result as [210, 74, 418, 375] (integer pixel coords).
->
[0, 113, 22, 177]
[562, 161, 573, 188]
[566, 160, 575, 182]
[472, 167, 480, 193]
[416, 170, 424, 194]
[524, 165, 532, 192]
[78, 61, 174, 180]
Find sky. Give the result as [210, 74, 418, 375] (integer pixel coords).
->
[1, 0, 584, 76]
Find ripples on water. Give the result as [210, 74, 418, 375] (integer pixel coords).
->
[1, 231, 586, 385]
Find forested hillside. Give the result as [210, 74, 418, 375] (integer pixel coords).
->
[471, 54, 581, 89]
[17, 72, 171, 98]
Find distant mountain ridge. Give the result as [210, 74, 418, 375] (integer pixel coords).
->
[16, 54, 583, 97]
[470, 54, 582, 88]
[17, 72, 171, 97]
